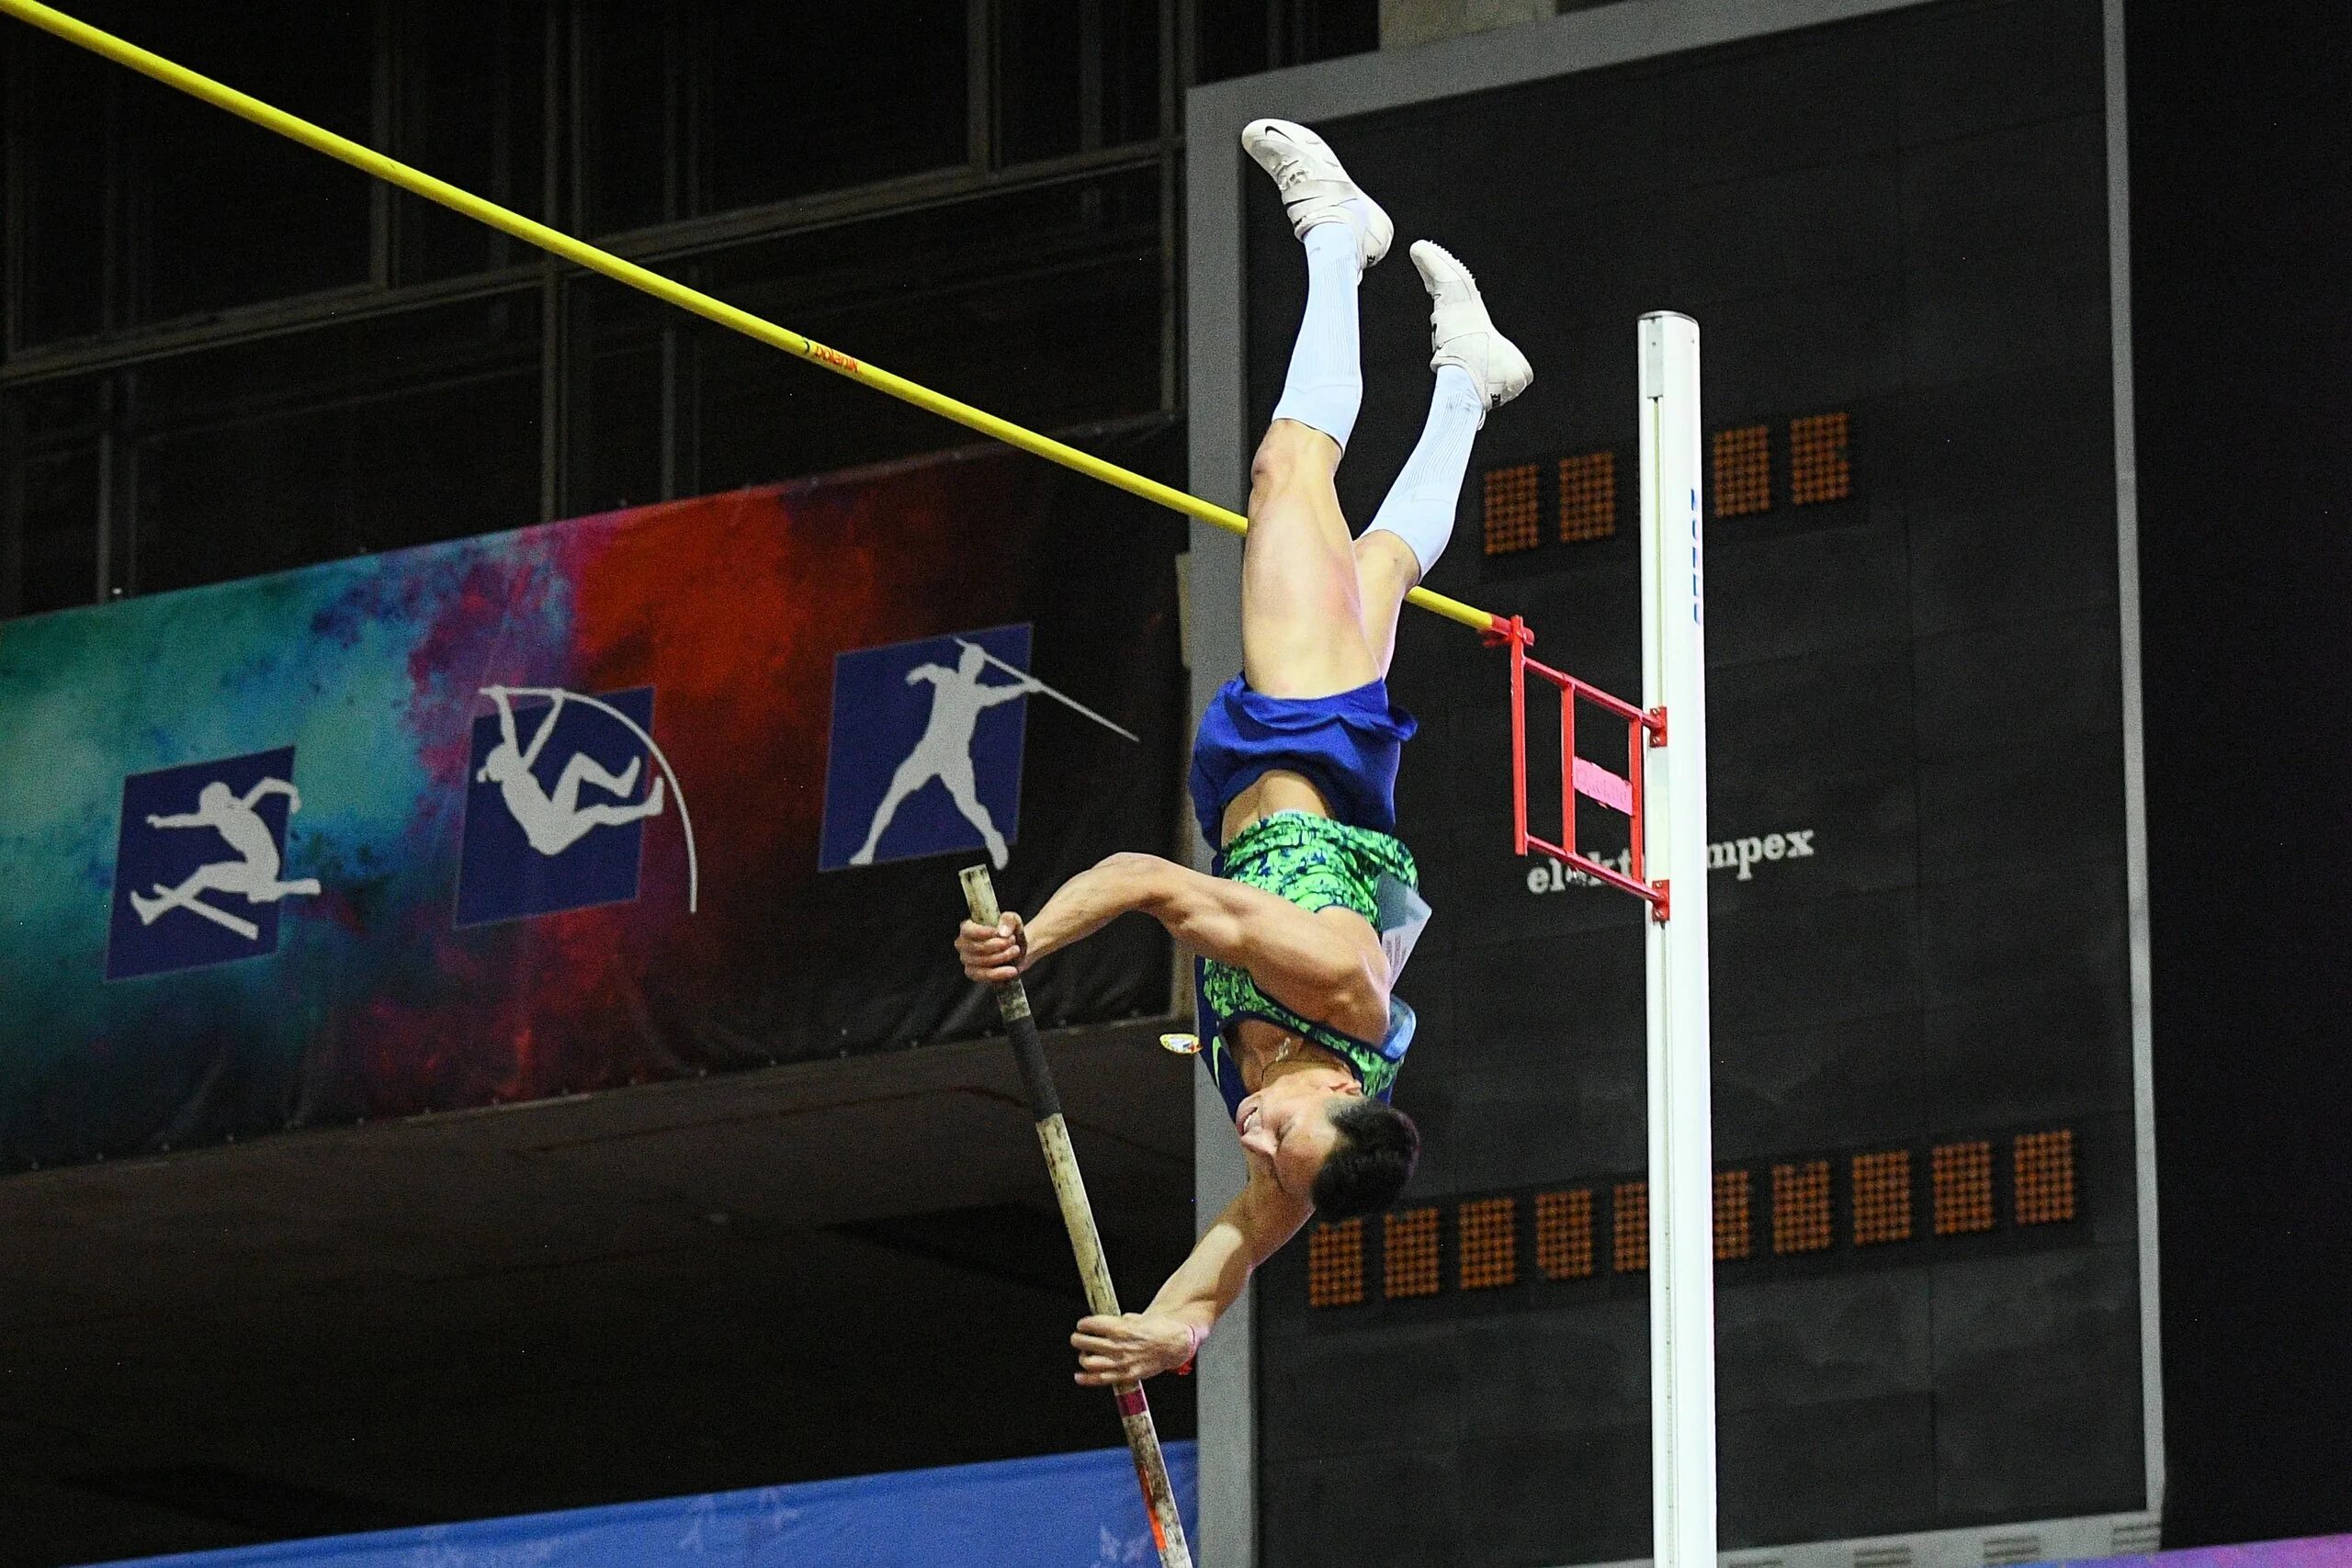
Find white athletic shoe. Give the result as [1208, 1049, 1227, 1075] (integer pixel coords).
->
[1412, 240, 1533, 411]
[1240, 118, 1393, 269]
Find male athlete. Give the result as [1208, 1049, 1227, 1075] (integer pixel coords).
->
[956, 119, 1531, 1386]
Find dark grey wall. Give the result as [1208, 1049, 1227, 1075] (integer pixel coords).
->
[1239, 3, 2143, 1561]
[2129, 0, 2352, 1548]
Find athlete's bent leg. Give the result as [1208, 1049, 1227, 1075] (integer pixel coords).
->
[1357, 242, 1533, 673]
[1245, 421, 1376, 697]
[550, 753, 640, 817]
[1352, 530, 1423, 680]
[572, 779, 664, 835]
[1240, 118, 1395, 700]
[939, 761, 1011, 869]
[851, 760, 933, 864]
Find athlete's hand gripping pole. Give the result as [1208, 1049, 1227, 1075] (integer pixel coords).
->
[959, 865, 1193, 1568]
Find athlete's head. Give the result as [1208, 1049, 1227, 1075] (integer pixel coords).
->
[197, 781, 235, 813]
[478, 749, 518, 784]
[1235, 1074, 1419, 1218]
[1309, 1099, 1420, 1219]
[957, 643, 989, 678]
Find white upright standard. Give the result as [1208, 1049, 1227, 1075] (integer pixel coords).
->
[1639, 310, 1715, 1568]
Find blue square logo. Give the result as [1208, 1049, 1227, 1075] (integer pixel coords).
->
[455, 686, 665, 927]
[819, 626, 1032, 872]
[107, 748, 315, 981]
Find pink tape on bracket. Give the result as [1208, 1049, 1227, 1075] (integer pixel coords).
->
[1573, 756, 1634, 814]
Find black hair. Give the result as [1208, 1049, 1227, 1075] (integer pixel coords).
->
[1309, 1098, 1420, 1220]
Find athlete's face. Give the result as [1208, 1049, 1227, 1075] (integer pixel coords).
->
[1234, 1079, 1358, 1201]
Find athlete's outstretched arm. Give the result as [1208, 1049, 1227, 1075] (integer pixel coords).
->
[956, 852, 1388, 1039]
[1069, 1168, 1310, 1386]
[518, 693, 562, 771]
[1139, 859, 1391, 1036]
[482, 686, 514, 741]
[239, 779, 300, 811]
[957, 852, 1160, 978]
[974, 674, 1040, 707]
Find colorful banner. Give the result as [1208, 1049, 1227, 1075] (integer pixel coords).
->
[0, 436, 1185, 1168]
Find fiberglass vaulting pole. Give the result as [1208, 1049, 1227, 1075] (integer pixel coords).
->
[1639, 310, 1716, 1568]
[959, 866, 1193, 1568]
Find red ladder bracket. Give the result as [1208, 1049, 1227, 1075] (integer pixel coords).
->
[1503, 616, 1673, 922]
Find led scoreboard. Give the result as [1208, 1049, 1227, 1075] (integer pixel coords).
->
[1191, 0, 2154, 1563]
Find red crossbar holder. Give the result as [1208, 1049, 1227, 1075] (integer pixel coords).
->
[1490, 615, 1672, 922]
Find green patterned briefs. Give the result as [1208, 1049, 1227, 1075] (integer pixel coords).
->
[1197, 810, 1420, 1106]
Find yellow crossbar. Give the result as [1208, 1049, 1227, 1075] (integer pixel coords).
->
[1, 0, 1512, 639]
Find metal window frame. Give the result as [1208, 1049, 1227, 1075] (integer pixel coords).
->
[2, 0, 1195, 614]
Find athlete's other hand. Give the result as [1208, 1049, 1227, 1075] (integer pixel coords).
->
[957, 912, 1029, 984]
[1071, 1312, 1197, 1386]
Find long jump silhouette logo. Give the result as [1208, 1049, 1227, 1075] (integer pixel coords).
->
[130, 777, 320, 941]
[106, 745, 317, 980]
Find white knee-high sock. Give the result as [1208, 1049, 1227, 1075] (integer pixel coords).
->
[1365, 365, 1484, 577]
[1268, 221, 1363, 451]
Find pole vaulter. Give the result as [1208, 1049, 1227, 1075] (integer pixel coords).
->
[961, 866, 1193, 1568]
[0, 0, 1515, 646]
[950, 114, 1713, 1568]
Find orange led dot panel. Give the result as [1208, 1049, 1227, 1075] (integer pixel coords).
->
[1307, 1217, 1365, 1308]
[1851, 1150, 1914, 1247]
[2015, 1129, 2078, 1226]
[1483, 463, 1543, 556]
[1933, 1141, 1996, 1235]
[1772, 1159, 1834, 1254]
[1713, 424, 1772, 517]
[1789, 412, 1852, 505]
[1384, 1206, 1442, 1299]
[1457, 1196, 1518, 1292]
[1714, 1168, 1754, 1261]
[1612, 1181, 1648, 1273]
[1535, 1189, 1595, 1280]
[1558, 451, 1617, 543]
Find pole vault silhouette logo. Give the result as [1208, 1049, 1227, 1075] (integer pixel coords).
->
[106, 747, 319, 980]
[819, 624, 1137, 873]
[454, 684, 698, 926]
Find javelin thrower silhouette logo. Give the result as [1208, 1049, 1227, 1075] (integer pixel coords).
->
[849, 638, 1138, 871]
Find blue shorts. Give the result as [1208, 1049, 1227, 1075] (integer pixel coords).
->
[1187, 674, 1418, 842]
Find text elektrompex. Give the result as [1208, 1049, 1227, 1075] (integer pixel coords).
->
[1522, 828, 1816, 894]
